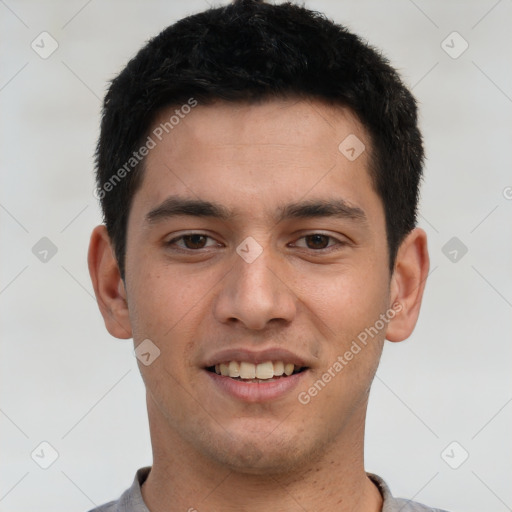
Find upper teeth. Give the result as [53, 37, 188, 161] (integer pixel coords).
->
[214, 361, 298, 379]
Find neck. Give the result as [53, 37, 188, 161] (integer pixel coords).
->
[141, 398, 382, 512]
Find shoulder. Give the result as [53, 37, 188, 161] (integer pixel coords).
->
[368, 473, 450, 512]
[390, 497, 450, 512]
[87, 501, 119, 512]
[86, 467, 152, 512]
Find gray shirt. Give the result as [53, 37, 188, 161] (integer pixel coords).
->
[88, 467, 449, 512]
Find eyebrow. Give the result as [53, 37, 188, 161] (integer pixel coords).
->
[146, 197, 232, 223]
[145, 196, 367, 224]
[277, 199, 367, 223]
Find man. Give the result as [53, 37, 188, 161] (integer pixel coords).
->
[87, 0, 445, 510]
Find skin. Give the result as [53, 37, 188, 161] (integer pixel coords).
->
[89, 98, 429, 512]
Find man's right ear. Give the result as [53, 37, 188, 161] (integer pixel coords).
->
[88, 225, 132, 339]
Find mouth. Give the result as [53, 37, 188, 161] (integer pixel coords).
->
[206, 361, 308, 383]
[202, 349, 311, 402]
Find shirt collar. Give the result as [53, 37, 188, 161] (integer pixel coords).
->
[125, 467, 398, 511]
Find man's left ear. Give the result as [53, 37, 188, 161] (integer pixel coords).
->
[386, 228, 429, 342]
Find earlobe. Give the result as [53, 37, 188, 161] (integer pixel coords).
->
[88, 225, 132, 339]
[386, 228, 429, 342]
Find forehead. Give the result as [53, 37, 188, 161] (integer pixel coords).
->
[133, 98, 381, 223]
[149, 98, 367, 158]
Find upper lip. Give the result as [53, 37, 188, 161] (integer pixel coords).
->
[203, 348, 310, 368]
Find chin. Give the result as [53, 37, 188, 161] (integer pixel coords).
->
[200, 426, 320, 476]
[214, 446, 304, 476]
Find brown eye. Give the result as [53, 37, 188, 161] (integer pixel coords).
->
[182, 234, 208, 249]
[304, 234, 330, 249]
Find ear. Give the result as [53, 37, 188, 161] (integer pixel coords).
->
[88, 225, 132, 339]
[386, 228, 429, 342]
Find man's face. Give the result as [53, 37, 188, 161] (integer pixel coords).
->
[123, 99, 393, 473]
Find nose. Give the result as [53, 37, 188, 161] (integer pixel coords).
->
[213, 248, 297, 330]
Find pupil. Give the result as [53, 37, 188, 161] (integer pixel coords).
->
[184, 234, 206, 249]
[307, 234, 328, 249]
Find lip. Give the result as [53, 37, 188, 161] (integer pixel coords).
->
[203, 347, 309, 368]
[205, 368, 308, 403]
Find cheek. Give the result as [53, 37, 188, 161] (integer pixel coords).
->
[126, 265, 182, 341]
[126, 259, 221, 360]
[295, 261, 390, 342]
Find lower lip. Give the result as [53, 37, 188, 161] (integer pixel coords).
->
[205, 370, 307, 403]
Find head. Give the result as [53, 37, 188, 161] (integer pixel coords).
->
[95, 0, 424, 279]
[89, 0, 429, 475]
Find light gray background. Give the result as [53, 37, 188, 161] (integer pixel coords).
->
[1, 1, 511, 511]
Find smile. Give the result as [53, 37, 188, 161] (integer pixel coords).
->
[205, 360, 309, 402]
[207, 360, 306, 381]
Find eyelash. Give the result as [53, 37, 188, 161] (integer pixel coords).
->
[165, 232, 347, 252]
[166, 233, 221, 251]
